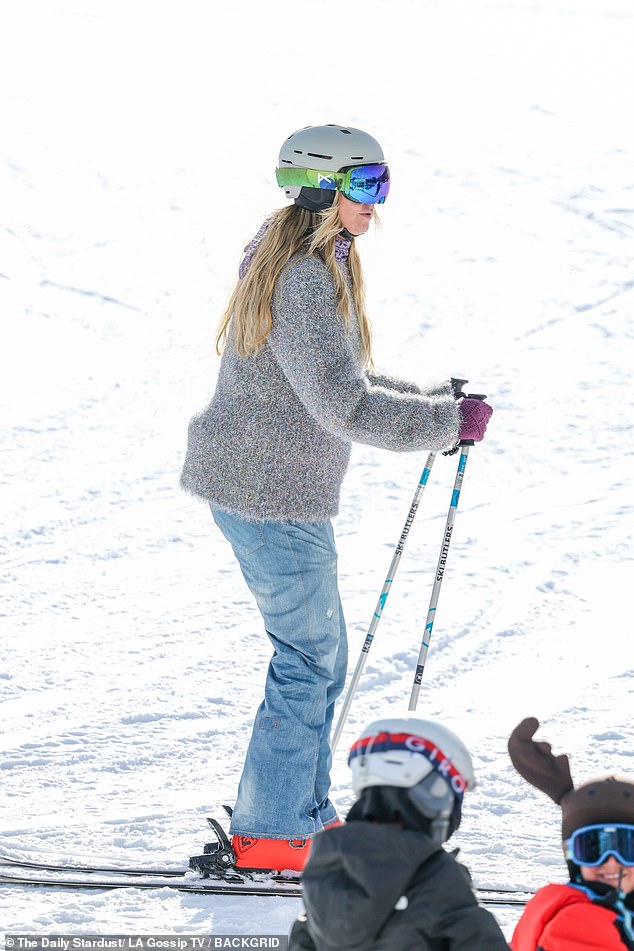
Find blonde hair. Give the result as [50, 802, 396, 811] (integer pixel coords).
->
[215, 193, 376, 368]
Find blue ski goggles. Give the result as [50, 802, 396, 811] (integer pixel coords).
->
[565, 824, 634, 866]
[276, 163, 390, 204]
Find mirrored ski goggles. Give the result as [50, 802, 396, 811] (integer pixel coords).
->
[565, 824, 634, 866]
[275, 163, 390, 204]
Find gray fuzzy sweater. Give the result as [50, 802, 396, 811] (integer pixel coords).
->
[180, 251, 461, 521]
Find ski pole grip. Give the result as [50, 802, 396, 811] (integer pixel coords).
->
[459, 392, 488, 446]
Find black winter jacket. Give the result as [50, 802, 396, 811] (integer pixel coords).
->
[288, 822, 510, 950]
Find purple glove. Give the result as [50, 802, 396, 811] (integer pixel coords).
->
[458, 397, 493, 443]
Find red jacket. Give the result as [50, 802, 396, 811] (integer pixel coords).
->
[510, 883, 633, 950]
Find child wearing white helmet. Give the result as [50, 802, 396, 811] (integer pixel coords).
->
[180, 124, 494, 875]
[288, 716, 509, 949]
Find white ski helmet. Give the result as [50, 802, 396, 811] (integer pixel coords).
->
[276, 124, 388, 212]
[349, 717, 476, 797]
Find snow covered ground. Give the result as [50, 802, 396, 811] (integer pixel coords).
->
[1, 0, 633, 943]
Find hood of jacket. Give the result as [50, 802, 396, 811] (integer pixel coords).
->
[300, 821, 440, 949]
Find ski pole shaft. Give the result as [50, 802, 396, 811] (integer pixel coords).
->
[407, 390, 486, 711]
[331, 377, 469, 754]
[407, 446, 470, 710]
[331, 451, 437, 755]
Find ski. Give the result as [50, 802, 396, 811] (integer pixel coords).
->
[0, 849, 533, 900]
[0, 850, 187, 877]
[0, 815, 232, 880]
[0, 853, 534, 902]
[0, 811, 535, 906]
[0, 866, 530, 905]
[0, 866, 302, 897]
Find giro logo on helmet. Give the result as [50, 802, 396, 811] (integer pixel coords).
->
[404, 735, 468, 795]
[349, 731, 468, 795]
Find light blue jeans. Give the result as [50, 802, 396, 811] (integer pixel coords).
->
[211, 508, 348, 839]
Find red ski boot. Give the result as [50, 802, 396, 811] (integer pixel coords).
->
[231, 834, 310, 873]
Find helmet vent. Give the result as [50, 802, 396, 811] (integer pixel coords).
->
[306, 151, 334, 160]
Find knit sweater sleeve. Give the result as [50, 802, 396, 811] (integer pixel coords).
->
[367, 370, 456, 397]
[269, 256, 461, 453]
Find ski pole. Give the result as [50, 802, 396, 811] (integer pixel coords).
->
[331, 378, 468, 755]
[407, 392, 486, 711]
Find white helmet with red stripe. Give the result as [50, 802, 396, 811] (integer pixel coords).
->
[349, 717, 475, 796]
[348, 717, 475, 842]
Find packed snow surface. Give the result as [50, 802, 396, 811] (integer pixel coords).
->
[1, 0, 633, 943]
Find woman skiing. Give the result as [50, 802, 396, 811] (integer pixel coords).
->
[288, 716, 510, 949]
[180, 123, 493, 874]
[508, 717, 634, 950]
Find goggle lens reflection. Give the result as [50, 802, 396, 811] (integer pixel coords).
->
[565, 824, 634, 866]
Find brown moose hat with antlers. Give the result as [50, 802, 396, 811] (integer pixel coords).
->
[508, 717, 634, 840]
